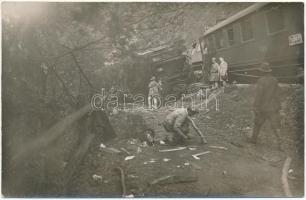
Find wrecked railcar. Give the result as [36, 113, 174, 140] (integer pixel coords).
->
[137, 42, 192, 97]
[199, 2, 304, 83]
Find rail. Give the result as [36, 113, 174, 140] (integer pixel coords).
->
[229, 63, 303, 73]
[230, 72, 303, 79]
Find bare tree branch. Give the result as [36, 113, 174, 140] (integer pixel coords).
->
[50, 66, 77, 106]
[70, 52, 96, 90]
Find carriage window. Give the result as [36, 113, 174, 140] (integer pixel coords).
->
[266, 9, 285, 34]
[227, 27, 235, 46]
[215, 31, 226, 49]
[240, 18, 253, 41]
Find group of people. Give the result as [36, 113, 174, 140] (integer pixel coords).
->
[210, 57, 228, 89]
[160, 62, 282, 151]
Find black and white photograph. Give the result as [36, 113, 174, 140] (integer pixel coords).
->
[1, 1, 304, 197]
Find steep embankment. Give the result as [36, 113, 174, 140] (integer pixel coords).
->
[69, 84, 303, 197]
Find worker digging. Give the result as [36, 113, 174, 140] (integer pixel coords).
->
[162, 106, 207, 145]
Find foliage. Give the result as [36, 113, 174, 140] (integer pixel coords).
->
[2, 2, 252, 131]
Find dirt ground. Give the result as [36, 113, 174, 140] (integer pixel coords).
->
[62, 84, 304, 197]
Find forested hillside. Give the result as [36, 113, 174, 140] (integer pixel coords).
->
[2, 2, 256, 196]
[3, 2, 251, 115]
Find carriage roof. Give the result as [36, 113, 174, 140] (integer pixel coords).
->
[202, 2, 269, 37]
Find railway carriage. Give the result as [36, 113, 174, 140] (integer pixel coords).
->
[199, 2, 304, 83]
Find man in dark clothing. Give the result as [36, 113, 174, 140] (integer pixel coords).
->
[249, 62, 282, 150]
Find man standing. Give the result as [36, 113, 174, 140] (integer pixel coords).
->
[148, 76, 159, 109]
[249, 62, 282, 150]
[210, 57, 220, 89]
[162, 106, 207, 144]
[219, 57, 228, 86]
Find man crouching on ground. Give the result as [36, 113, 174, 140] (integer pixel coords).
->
[162, 106, 207, 145]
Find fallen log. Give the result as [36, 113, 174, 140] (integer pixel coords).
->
[11, 104, 94, 166]
[159, 147, 187, 152]
[209, 145, 228, 150]
[281, 157, 293, 197]
[192, 151, 211, 160]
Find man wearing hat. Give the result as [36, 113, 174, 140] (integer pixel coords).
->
[249, 62, 282, 150]
[162, 106, 207, 144]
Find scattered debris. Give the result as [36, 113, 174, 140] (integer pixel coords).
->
[101, 147, 121, 154]
[176, 165, 181, 168]
[159, 140, 166, 145]
[121, 148, 131, 155]
[245, 126, 251, 130]
[187, 147, 197, 151]
[149, 159, 156, 163]
[127, 174, 138, 179]
[192, 151, 211, 160]
[144, 162, 148, 165]
[149, 175, 198, 186]
[140, 141, 148, 147]
[209, 145, 228, 150]
[128, 139, 138, 145]
[92, 174, 103, 182]
[100, 143, 121, 154]
[123, 194, 134, 198]
[184, 162, 190, 166]
[125, 155, 135, 161]
[163, 158, 171, 162]
[159, 147, 187, 152]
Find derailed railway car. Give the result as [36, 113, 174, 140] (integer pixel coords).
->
[137, 42, 190, 97]
[199, 2, 304, 83]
